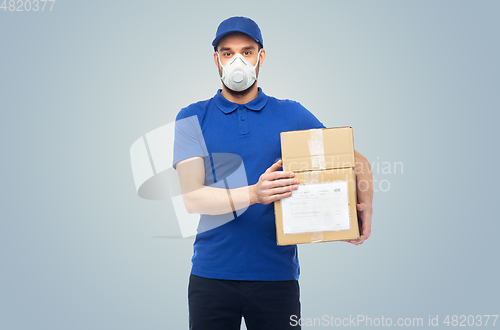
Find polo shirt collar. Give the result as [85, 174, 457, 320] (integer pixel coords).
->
[214, 87, 268, 114]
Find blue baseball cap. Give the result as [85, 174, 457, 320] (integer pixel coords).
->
[212, 16, 263, 51]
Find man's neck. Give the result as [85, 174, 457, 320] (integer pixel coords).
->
[220, 84, 259, 104]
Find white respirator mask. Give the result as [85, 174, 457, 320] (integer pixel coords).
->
[217, 49, 262, 92]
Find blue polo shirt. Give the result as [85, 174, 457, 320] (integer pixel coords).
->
[173, 87, 325, 281]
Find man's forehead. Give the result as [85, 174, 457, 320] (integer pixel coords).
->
[217, 33, 259, 50]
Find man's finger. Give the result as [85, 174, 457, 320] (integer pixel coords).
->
[268, 178, 297, 189]
[265, 159, 282, 173]
[356, 203, 367, 212]
[264, 191, 293, 203]
[267, 171, 295, 181]
[359, 233, 370, 241]
[268, 184, 298, 196]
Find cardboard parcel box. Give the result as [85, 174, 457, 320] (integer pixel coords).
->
[274, 126, 360, 245]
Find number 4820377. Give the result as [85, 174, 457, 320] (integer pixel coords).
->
[1, 0, 56, 11]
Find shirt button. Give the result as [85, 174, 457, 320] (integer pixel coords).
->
[240, 116, 245, 121]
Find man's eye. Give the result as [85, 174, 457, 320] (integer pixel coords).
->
[244, 51, 251, 55]
[224, 53, 232, 57]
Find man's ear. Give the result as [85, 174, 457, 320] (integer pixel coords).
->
[258, 48, 266, 67]
[213, 51, 219, 68]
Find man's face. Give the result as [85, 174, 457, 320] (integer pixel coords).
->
[214, 32, 265, 79]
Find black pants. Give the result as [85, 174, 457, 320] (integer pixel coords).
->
[188, 274, 301, 330]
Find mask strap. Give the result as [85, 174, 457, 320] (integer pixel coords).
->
[253, 49, 262, 68]
[217, 51, 224, 68]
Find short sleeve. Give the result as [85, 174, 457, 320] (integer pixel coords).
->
[172, 109, 208, 170]
[296, 102, 326, 130]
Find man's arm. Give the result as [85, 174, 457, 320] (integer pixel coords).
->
[175, 157, 298, 215]
[346, 150, 374, 245]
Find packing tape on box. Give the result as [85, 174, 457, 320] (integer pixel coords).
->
[308, 129, 326, 170]
[311, 231, 324, 243]
[302, 171, 320, 185]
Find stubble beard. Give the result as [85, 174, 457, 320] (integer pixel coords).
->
[225, 80, 257, 96]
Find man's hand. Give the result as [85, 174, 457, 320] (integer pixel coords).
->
[345, 202, 372, 246]
[251, 159, 299, 205]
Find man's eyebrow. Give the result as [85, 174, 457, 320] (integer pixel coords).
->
[218, 45, 257, 52]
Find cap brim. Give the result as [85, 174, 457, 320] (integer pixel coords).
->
[212, 30, 261, 49]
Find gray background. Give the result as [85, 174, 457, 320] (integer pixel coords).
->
[1, 0, 499, 329]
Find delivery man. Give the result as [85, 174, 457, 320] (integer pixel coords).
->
[173, 16, 373, 330]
